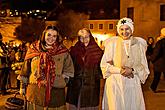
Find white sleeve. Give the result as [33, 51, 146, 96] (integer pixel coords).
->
[132, 43, 150, 84]
[100, 40, 121, 79]
[135, 37, 147, 51]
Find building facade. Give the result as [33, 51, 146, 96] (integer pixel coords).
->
[84, 20, 118, 45]
[46, 19, 118, 47]
[120, 0, 165, 40]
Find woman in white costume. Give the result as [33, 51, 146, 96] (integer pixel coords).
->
[100, 17, 150, 110]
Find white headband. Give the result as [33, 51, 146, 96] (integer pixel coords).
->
[117, 17, 134, 34]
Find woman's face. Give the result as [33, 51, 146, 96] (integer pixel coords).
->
[45, 29, 58, 46]
[79, 30, 90, 46]
[148, 38, 154, 44]
[118, 25, 132, 40]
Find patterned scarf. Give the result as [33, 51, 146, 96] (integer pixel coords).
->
[25, 41, 68, 106]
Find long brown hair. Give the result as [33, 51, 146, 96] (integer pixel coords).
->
[40, 26, 62, 51]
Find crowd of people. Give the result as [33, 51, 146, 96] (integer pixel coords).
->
[0, 17, 164, 110]
[0, 33, 28, 95]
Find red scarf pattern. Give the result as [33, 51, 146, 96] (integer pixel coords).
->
[25, 41, 68, 106]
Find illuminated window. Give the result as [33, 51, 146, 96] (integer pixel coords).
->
[9, 10, 21, 17]
[89, 24, 93, 29]
[109, 24, 113, 29]
[160, 5, 165, 21]
[127, 7, 134, 21]
[99, 24, 103, 29]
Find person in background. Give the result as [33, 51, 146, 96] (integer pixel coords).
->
[100, 17, 150, 110]
[17, 26, 74, 110]
[7, 41, 17, 89]
[17, 41, 28, 61]
[11, 51, 24, 89]
[66, 28, 103, 110]
[146, 37, 154, 67]
[156, 28, 165, 42]
[0, 33, 10, 95]
[150, 28, 165, 92]
[156, 28, 165, 79]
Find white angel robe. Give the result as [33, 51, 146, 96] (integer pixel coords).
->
[100, 36, 150, 110]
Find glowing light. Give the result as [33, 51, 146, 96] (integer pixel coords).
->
[92, 33, 113, 46]
[36, 10, 40, 12]
[16, 12, 18, 15]
[29, 11, 32, 14]
[1, 11, 5, 14]
[42, 10, 47, 13]
[16, 43, 20, 47]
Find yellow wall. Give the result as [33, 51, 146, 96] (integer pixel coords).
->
[84, 20, 118, 35]
[120, 0, 165, 40]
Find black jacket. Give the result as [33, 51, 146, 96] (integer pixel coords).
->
[151, 38, 165, 72]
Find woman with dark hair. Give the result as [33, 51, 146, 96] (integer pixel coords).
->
[66, 28, 103, 110]
[17, 26, 74, 110]
[146, 37, 154, 67]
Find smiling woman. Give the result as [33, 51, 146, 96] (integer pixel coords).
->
[100, 17, 150, 110]
[43, 27, 58, 48]
[45, 30, 57, 46]
[66, 28, 103, 110]
[17, 25, 74, 110]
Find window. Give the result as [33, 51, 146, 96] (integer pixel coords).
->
[160, 5, 165, 21]
[127, 7, 134, 21]
[109, 24, 113, 29]
[9, 10, 21, 17]
[99, 24, 103, 29]
[89, 24, 93, 29]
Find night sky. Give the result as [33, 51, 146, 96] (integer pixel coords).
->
[9, 0, 119, 11]
[7, 0, 120, 19]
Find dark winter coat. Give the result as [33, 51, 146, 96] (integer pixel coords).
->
[66, 36, 103, 107]
[151, 38, 165, 72]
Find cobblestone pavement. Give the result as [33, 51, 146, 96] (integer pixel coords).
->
[142, 74, 165, 110]
[0, 89, 21, 110]
[0, 73, 165, 110]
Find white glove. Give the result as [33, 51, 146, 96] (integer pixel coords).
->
[19, 88, 25, 95]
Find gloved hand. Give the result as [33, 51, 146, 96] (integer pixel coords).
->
[19, 88, 25, 95]
[64, 77, 69, 84]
